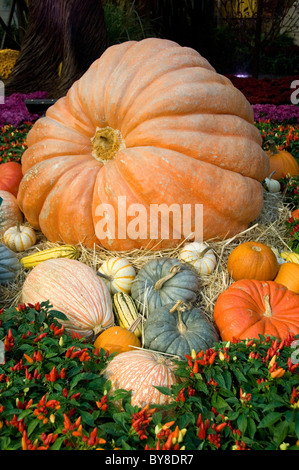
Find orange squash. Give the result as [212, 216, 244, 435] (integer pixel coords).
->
[17, 38, 269, 251]
[94, 325, 141, 356]
[227, 241, 279, 281]
[291, 209, 299, 219]
[103, 349, 179, 408]
[274, 262, 299, 294]
[266, 140, 299, 180]
[0, 162, 23, 197]
[213, 279, 299, 341]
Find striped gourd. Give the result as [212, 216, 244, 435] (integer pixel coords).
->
[21, 258, 114, 340]
[97, 257, 136, 294]
[113, 292, 142, 338]
[21, 244, 79, 268]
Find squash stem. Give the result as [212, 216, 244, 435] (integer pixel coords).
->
[128, 316, 142, 333]
[169, 299, 187, 333]
[154, 264, 181, 290]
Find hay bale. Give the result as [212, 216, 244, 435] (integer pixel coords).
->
[0, 191, 291, 322]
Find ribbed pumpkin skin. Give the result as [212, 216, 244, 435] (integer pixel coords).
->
[144, 303, 219, 360]
[103, 349, 178, 408]
[274, 262, 299, 294]
[0, 190, 23, 236]
[21, 258, 114, 340]
[17, 38, 269, 251]
[131, 258, 199, 314]
[213, 279, 299, 341]
[227, 241, 279, 281]
[0, 242, 21, 284]
[267, 149, 299, 180]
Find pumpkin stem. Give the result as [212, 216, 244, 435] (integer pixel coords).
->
[97, 271, 112, 282]
[266, 139, 279, 155]
[197, 245, 212, 259]
[91, 126, 126, 163]
[93, 324, 104, 337]
[251, 246, 261, 252]
[169, 300, 188, 334]
[268, 171, 276, 179]
[263, 295, 272, 317]
[154, 264, 181, 290]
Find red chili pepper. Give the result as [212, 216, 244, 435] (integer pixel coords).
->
[215, 422, 227, 433]
[208, 352, 217, 365]
[164, 432, 174, 450]
[196, 413, 203, 427]
[198, 422, 206, 440]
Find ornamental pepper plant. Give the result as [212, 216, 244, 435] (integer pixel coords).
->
[0, 302, 298, 450]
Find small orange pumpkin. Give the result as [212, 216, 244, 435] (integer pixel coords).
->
[266, 140, 299, 180]
[291, 209, 299, 220]
[94, 325, 141, 356]
[274, 262, 299, 294]
[0, 162, 23, 197]
[227, 241, 279, 281]
[213, 279, 299, 341]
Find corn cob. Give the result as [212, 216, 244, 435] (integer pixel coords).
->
[20, 244, 79, 268]
[113, 292, 142, 338]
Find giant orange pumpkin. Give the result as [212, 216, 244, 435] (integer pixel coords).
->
[213, 279, 299, 341]
[17, 38, 269, 251]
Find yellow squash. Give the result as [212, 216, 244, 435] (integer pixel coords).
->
[113, 292, 142, 338]
[21, 244, 79, 268]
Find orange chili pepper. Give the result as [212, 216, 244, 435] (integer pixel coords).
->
[270, 368, 286, 379]
[23, 354, 34, 363]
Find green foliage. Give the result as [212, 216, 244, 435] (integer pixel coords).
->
[103, 0, 156, 45]
[0, 302, 298, 450]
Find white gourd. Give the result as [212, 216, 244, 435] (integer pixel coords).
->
[4, 224, 36, 252]
[97, 257, 136, 294]
[178, 241, 217, 275]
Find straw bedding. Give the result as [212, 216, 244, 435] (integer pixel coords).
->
[0, 191, 291, 328]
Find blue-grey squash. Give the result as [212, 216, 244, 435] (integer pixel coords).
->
[131, 257, 199, 314]
[0, 242, 22, 285]
[144, 300, 219, 360]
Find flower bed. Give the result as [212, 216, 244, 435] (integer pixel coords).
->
[0, 302, 298, 451]
[227, 75, 299, 105]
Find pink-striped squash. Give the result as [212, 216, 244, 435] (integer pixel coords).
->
[103, 349, 179, 408]
[21, 258, 114, 340]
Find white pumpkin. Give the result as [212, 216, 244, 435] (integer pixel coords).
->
[97, 257, 136, 294]
[3, 224, 36, 252]
[178, 241, 217, 275]
[264, 172, 280, 193]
